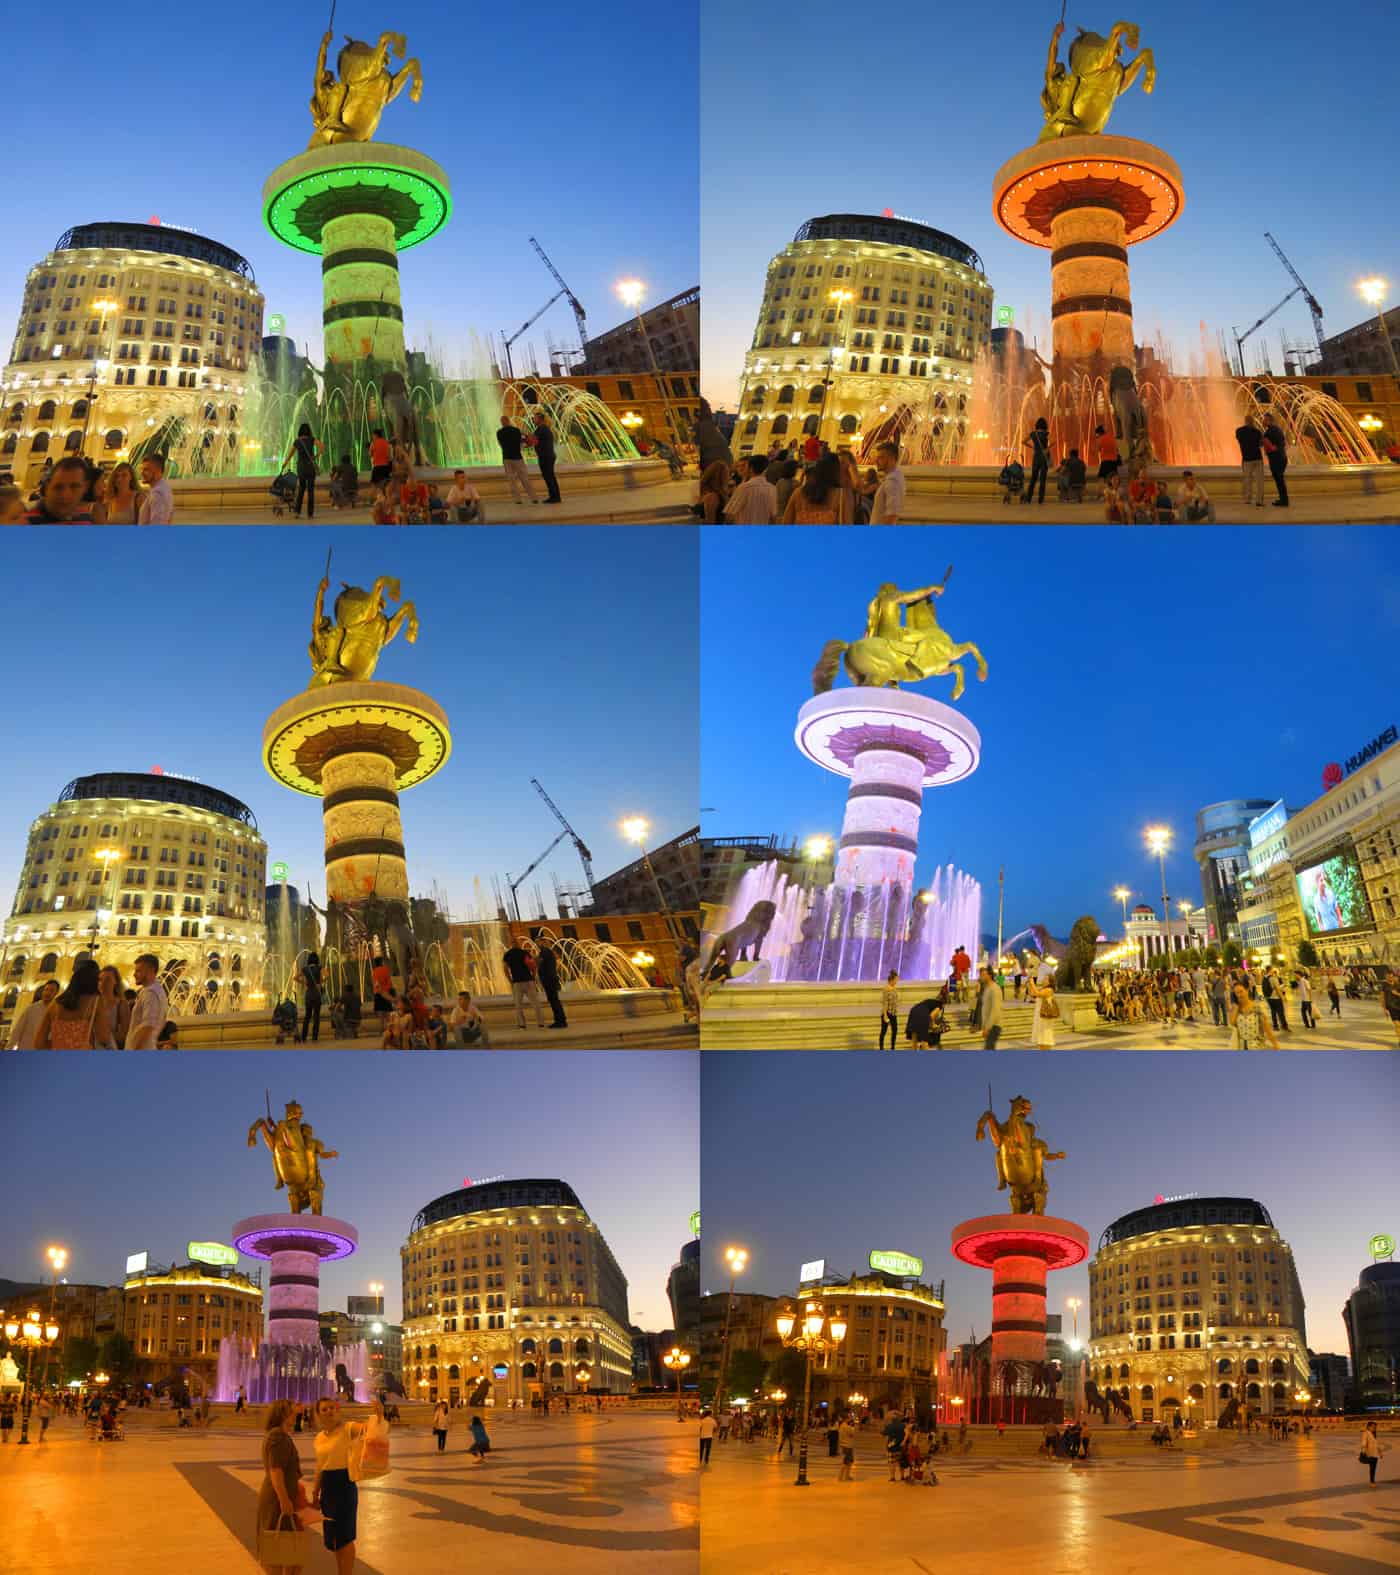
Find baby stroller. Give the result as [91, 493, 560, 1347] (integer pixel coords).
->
[270, 471, 297, 518]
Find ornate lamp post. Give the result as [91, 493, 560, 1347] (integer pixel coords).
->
[1143, 826, 1174, 971]
[4, 1309, 60, 1444]
[775, 1299, 847, 1486]
[663, 1345, 691, 1420]
[712, 1244, 748, 1417]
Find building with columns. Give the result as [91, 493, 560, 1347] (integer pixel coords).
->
[734, 214, 994, 460]
[1121, 901, 1211, 966]
[400, 1178, 633, 1408]
[2, 221, 265, 488]
[1088, 1196, 1309, 1428]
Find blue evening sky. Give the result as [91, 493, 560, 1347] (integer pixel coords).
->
[0, 2, 697, 375]
[0, 529, 697, 920]
[702, 1053, 1398, 1354]
[700, 526, 1400, 940]
[3, 1051, 698, 1328]
[700, 0, 1400, 406]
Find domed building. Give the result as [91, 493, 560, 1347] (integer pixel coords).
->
[734, 213, 994, 462]
[1087, 1196, 1309, 1427]
[1, 771, 268, 1022]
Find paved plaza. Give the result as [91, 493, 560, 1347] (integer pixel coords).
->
[3, 1407, 698, 1574]
[174, 1009, 693, 1051]
[700, 1425, 1400, 1573]
[895, 487, 1400, 525]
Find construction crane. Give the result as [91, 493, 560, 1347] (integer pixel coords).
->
[529, 237, 588, 356]
[1231, 233, 1325, 377]
[531, 778, 595, 897]
[505, 828, 572, 921]
[501, 288, 571, 381]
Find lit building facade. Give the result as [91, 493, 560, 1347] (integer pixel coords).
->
[1088, 1197, 1309, 1428]
[1193, 799, 1278, 946]
[735, 214, 994, 458]
[1313, 313, 1400, 380]
[1123, 902, 1211, 966]
[543, 369, 699, 455]
[1285, 372, 1399, 455]
[698, 1290, 782, 1395]
[587, 826, 701, 917]
[121, 1260, 264, 1392]
[1343, 1260, 1400, 1412]
[320, 1309, 405, 1392]
[400, 1178, 633, 1407]
[1, 221, 265, 488]
[578, 287, 699, 377]
[1257, 731, 1400, 967]
[1, 772, 268, 1022]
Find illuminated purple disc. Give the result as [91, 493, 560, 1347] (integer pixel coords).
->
[232, 1212, 358, 1262]
[796, 690, 980, 785]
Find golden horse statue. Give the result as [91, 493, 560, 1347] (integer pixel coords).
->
[976, 1096, 1065, 1216]
[309, 28, 423, 148]
[247, 1098, 340, 1215]
[812, 572, 988, 699]
[1039, 19, 1156, 141]
[309, 575, 419, 688]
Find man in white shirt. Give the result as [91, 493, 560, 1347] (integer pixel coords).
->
[445, 468, 485, 522]
[125, 954, 169, 1048]
[870, 442, 905, 524]
[723, 456, 778, 524]
[7, 980, 59, 1049]
[138, 454, 174, 524]
[449, 991, 491, 1048]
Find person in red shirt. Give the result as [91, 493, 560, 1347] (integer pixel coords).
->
[399, 470, 430, 522]
[1094, 423, 1120, 498]
[368, 428, 392, 488]
[803, 433, 821, 464]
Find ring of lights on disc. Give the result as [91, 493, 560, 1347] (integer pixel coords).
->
[992, 135, 1183, 248]
[263, 684, 452, 797]
[262, 144, 452, 254]
[795, 688, 981, 786]
[232, 1213, 359, 1262]
[951, 1215, 1089, 1271]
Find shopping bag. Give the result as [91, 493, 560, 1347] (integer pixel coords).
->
[350, 1413, 392, 1482]
[258, 1514, 312, 1564]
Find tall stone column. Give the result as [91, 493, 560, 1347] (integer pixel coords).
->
[1049, 204, 1133, 370]
[835, 742, 928, 888]
[321, 749, 408, 905]
[321, 211, 406, 373]
[267, 1245, 324, 1346]
[989, 1250, 1050, 1368]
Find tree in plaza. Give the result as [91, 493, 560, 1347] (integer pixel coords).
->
[99, 1331, 137, 1380]
[765, 1347, 810, 1407]
[1058, 916, 1102, 990]
[724, 1348, 768, 1404]
[1297, 939, 1320, 969]
[1223, 941, 1243, 966]
[1180, 947, 1201, 968]
[1204, 944, 1221, 966]
[64, 1335, 99, 1383]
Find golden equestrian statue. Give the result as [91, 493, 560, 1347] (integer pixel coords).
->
[309, 574, 419, 688]
[1038, 19, 1156, 140]
[811, 566, 989, 699]
[247, 1098, 340, 1215]
[309, 27, 423, 147]
[976, 1095, 1066, 1216]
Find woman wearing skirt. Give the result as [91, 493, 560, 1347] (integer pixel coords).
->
[313, 1396, 384, 1574]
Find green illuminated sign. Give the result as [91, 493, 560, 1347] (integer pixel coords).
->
[1370, 1233, 1395, 1260]
[689, 1210, 700, 1238]
[271, 862, 289, 882]
[869, 1249, 923, 1278]
[268, 313, 286, 336]
[996, 305, 1015, 327]
[188, 1241, 238, 1267]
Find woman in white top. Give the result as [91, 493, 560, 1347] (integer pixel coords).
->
[431, 1399, 450, 1453]
[312, 1396, 383, 1573]
[1028, 977, 1057, 1048]
[1360, 1420, 1386, 1484]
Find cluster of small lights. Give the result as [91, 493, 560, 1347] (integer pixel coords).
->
[996, 157, 1181, 247]
[265, 165, 451, 255]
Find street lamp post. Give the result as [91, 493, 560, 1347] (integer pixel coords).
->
[620, 816, 682, 951]
[801, 836, 832, 891]
[4, 1309, 60, 1444]
[1357, 277, 1400, 382]
[713, 1244, 748, 1417]
[80, 298, 120, 462]
[615, 280, 689, 457]
[91, 846, 125, 956]
[662, 1345, 691, 1421]
[37, 1245, 67, 1393]
[1144, 826, 1174, 975]
[816, 289, 854, 446]
[1112, 886, 1131, 942]
[775, 1299, 847, 1486]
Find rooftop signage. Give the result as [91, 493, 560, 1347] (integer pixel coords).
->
[188, 1241, 238, 1267]
[150, 766, 202, 782]
[996, 305, 1015, 326]
[125, 1250, 148, 1276]
[1153, 1193, 1199, 1205]
[869, 1249, 923, 1278]
[268, 313, 287, 335]
[689, 1210, 700, 1238]
[463, 1174, 506, 1188]
[271, 862, 290, 882]
[1343, 724, 1397, 777]
[1370, 1233, 1395, 1261]
[798, 1258, 826, 1283]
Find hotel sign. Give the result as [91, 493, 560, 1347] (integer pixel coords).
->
[1344, 724, 1397, 777]
[188, 1241, 238, 1267]
[869, 1249, 923, 1278]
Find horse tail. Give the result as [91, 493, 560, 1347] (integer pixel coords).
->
[812, 639, 847, 694]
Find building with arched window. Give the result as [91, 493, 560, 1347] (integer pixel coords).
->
[1087, 1197, 1309, 1428]
[734, 214, 994, 461]
[400, 1178, 633, 1407]
[1, 221, 265, 488]
[0, 772, 268, 1027]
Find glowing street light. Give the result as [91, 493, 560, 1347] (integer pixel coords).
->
[614, 278, 688, 453]
[1143, 825, 1177, 975]
[714, 1245, 748, 1416]
[619, 816, 680, 949]
[803, 835, 832, 861]
[1356, 277, 1400, 382]
[4, 1309, 60, 1443]
[662, 1345, 691, 1420]
[818, 288, 856, 440]
[774, 1300, 846, 1486]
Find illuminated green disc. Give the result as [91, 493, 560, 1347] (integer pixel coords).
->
[264, 161, 451, 255]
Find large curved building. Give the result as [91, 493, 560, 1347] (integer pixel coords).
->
[400, 1178, 633, 1407]
[735, 213, 994, 460]
[1344, 1260, 1400, 1411]
[1, 221, 265, 488]
[1088, 1197, 1308, 1428]
[1, 771, 267, 1022]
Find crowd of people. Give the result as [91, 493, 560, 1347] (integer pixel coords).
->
[4, 952, 173, 1049]
[1, 451, 174, 524]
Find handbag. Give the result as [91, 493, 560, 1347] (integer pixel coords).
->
[1039, 994, 1060, 1021]
[350, 1413, 392, 1482]
[258, 1513, 311, 1565]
